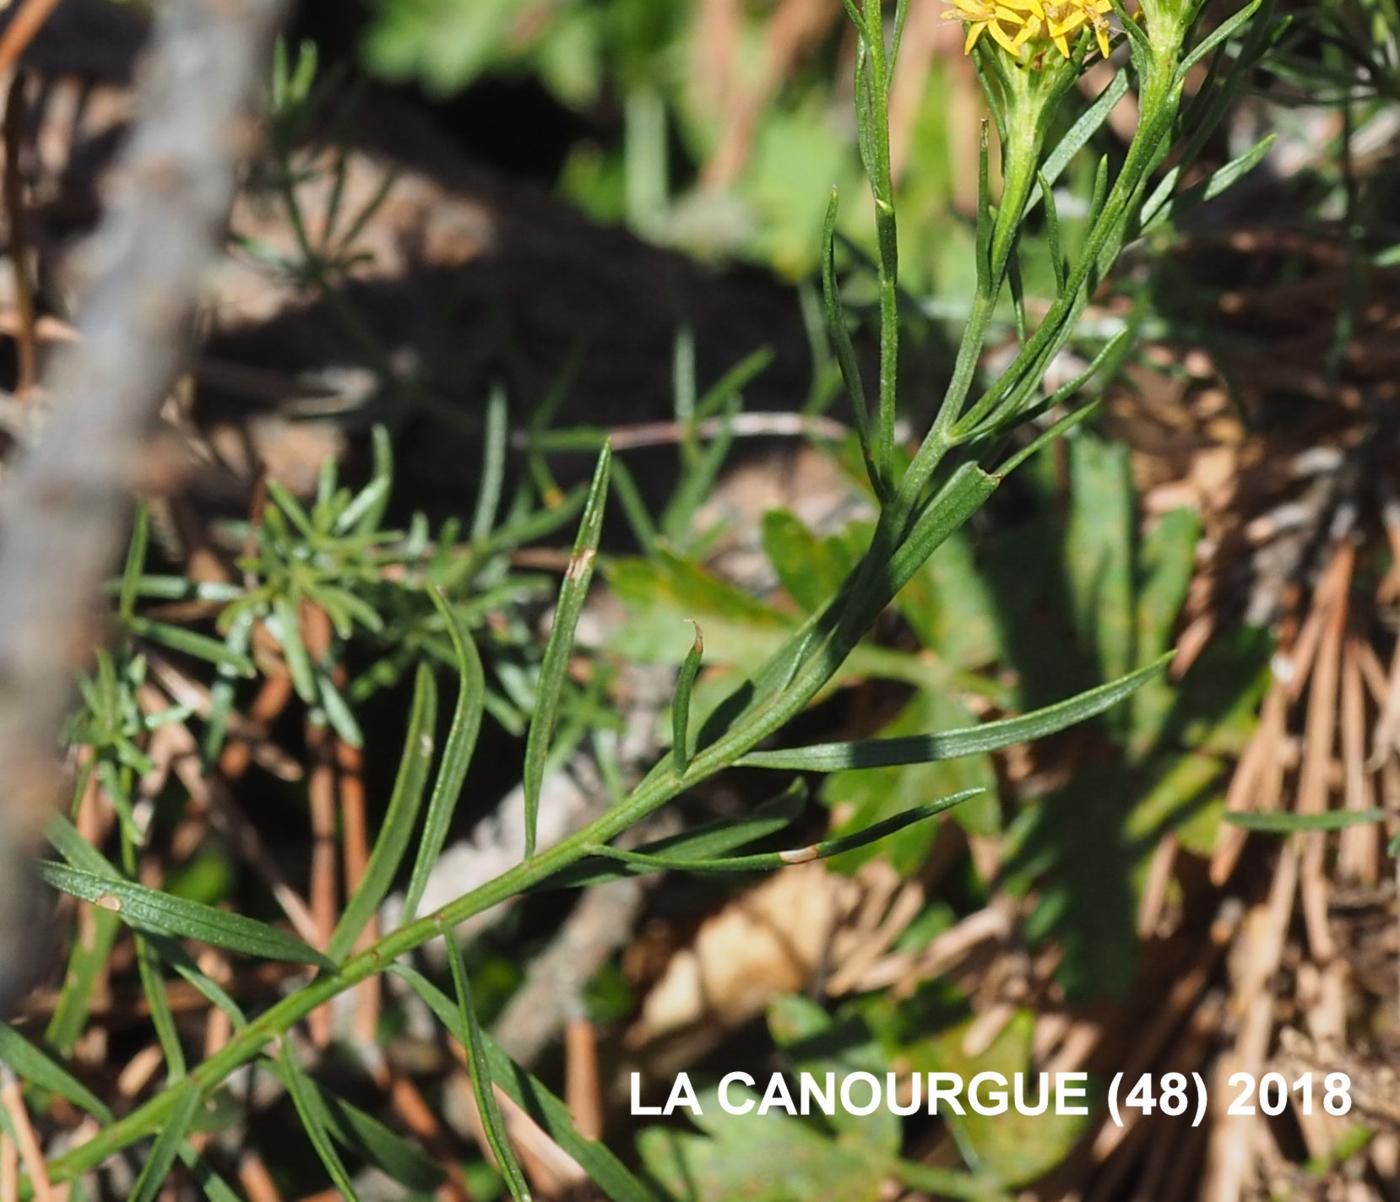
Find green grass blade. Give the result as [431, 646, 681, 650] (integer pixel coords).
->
[739, 656, 1169, 771]
[128, 1081, 202, 1202]
[671, 623, 704, 775]
[442, 926, 532, 1201]
[393, 965, 661, 1202]
[522, 443, 611, 859]
[402, 592, 486, 924]
[586, 788, 982, 874]
[328, 663, 438, 961]
[279, 1046, 361, 1200]
[37, 862, 333, 967]
[0, 1022, 113, 1122]
[1226, 809, 1388, 833]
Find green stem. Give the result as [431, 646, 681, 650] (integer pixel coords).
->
[861, 0, 901, 491]
[950, 54, 1183, 439]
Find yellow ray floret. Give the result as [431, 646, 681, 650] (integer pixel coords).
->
[941, 0, 1032, 56]
[944, 0, 1114, 62]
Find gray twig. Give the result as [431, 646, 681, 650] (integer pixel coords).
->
[0, 0, 283, 1016]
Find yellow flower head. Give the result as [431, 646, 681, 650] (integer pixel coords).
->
[945, 0, 1115, 63]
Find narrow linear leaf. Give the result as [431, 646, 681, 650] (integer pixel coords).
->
[472, 385, 509, 543]
[1178, 0, 1264, 76]
[177, 1143, 244, 1202]
[127, 617, 256, 678]
[671, 622, 704, 775]
[134, 929, 186, 1080]
[1142, 133, 1275, 231]
[328, 663, 438, 961]
[545, 781, 808, 889]
[316, 671, 365, 749]
[144, 933, 248, 1029]
[585, 788, 982, 874]
[119, 502, 151, 625]
[442, 926, 532, 1202]
[402, 591, 486, 924]
[0, 1022, 112, 1122]
[738, 656, 1171, 771]
[129, 1081, 202, 1202]
[37, 861, 333, 968]
[821, 190, 870, 448]
[522, 443, 611, 859]
[47, 816, 247, 1029]
[392, 965, 661, 1202]
[1028, 70, 1130, 213]
[261, 1061, 444, 1191]
[1226, 809, 1388, 833]
[272, 596, 318, 703]
[279, 1045, 361, 1201]
[44, 814, 117, 878]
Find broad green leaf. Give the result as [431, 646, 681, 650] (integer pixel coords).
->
[328, 663, 438, 961]
[761, 510, 860, 614]
[1226, 809, 1388, 833]
[637, 1085, 884, 1202]
[896, 529, 1001, 669]
[279, 1045, 361, 1200]
[0, 1022, 113, 1122]
[768, 997, 899, 1156]
[1066, 435, 1134, 696]
[608, 550, 794, 667]
[37, 862, 332, 968]
[392, 965, 660, 1202]
[822, 692, 999, 872]
[129, 1082, 203, 1202]
[904, 1011, 1086, 1187]
[1004, 752, 1228, 999]
[1128, 510, 1199, 756]
[402, 591, 486, 924]
[743, 657, 1169, 772]
[523, 443, 611, 858]
[443, 928, 531, 1201]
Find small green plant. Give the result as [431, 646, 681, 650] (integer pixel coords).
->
[4, 1, 1281, 1198]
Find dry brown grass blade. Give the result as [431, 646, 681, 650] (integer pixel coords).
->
[0, 1068, 52, 1202]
